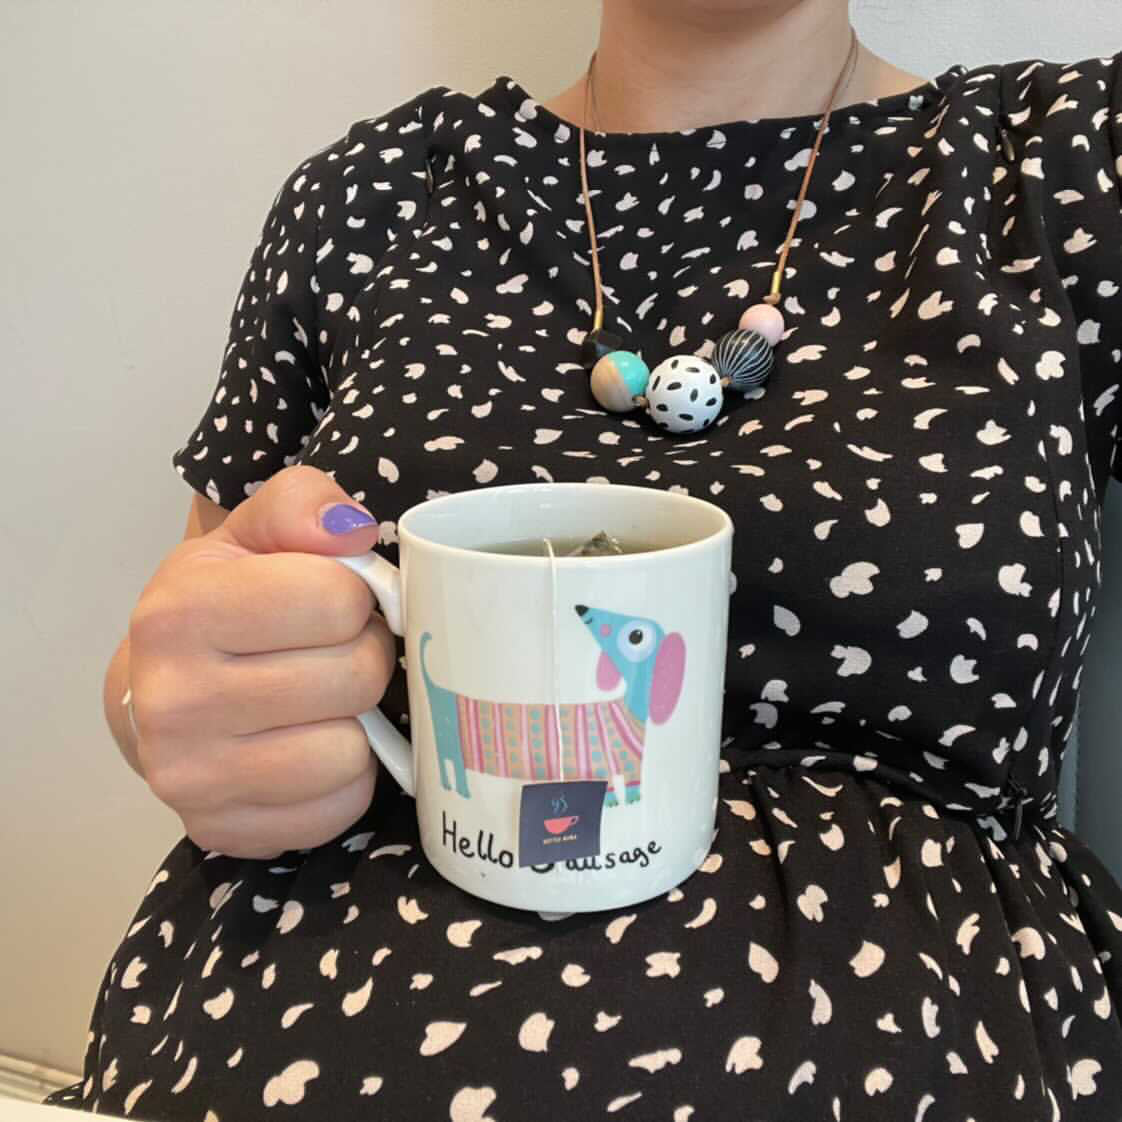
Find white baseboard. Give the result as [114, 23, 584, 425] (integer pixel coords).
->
[0, 1054, 79, 1103]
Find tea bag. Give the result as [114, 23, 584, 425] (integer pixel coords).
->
[566, 529, 625, 557]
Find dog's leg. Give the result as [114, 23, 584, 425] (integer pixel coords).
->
[625, 739, 643, 804]
[425, 684, 471, 799]
[420, 633, 471, 799]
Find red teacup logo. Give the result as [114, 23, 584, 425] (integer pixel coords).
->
[544, 815, 580, 835]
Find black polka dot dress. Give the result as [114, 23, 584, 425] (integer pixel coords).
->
[47, 54, 1122, 1120]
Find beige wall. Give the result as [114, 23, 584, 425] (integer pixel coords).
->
[3, 0, 1122, 1078]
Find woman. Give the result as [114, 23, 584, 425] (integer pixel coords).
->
[46, 0, 1122, 1117]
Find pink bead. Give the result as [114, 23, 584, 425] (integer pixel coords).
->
[739, 303, 785, 347]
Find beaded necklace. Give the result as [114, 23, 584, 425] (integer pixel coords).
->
[579, 28, 860, 434]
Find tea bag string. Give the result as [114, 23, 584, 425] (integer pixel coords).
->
[542, 537, 565, 783]
[544, 534, 626, 794]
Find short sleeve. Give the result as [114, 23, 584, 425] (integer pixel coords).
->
[171, 87, 442, 510]
[1012, 51, 1122, 485]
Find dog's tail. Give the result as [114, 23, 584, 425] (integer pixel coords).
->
[419, 631, 435, 691]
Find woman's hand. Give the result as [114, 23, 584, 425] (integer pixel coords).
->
[127, 466, 397, 859]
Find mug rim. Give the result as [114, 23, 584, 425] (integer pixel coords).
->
[396, 482, 733, 564]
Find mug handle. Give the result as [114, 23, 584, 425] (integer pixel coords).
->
[333, 552, 416, 798]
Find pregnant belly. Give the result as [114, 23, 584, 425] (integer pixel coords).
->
[81, 762, 1122, 1120]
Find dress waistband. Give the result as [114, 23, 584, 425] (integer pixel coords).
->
[723, 745, 1053, 843]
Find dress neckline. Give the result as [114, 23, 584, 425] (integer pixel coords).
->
[491, 64, 968, 147]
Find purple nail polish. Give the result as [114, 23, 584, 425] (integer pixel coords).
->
[321, 504, 377, 534]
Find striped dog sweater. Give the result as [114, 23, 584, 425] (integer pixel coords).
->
[454, 696, 645, 786]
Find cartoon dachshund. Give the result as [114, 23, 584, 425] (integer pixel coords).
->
[419, 605, 686, 807]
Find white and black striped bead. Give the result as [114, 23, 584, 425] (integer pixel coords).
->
[712, 328, 775, 391]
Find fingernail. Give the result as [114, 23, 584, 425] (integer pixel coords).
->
[320, 503, 378, 534]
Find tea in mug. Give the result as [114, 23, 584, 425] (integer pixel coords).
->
[474, 533, 664, 557]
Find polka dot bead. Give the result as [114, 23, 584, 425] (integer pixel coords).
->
[644, 355, 724, 433]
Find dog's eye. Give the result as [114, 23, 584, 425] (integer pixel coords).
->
[616, 621, 656, 663]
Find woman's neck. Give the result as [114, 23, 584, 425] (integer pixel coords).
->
[543, 0, 927, 133]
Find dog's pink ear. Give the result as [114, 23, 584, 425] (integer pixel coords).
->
[649, 633, 686, 724]
[597, 651, 622, 690]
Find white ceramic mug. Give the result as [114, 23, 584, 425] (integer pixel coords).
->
[336, 482, 733, 914]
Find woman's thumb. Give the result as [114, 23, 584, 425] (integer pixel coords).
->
[209, 465, 380, 556]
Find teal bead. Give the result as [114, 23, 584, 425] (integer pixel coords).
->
[590, 350, 651, 413]
[614, 351, 650, 396]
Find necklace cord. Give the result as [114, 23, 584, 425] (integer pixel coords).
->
[580, 28, 860, 331]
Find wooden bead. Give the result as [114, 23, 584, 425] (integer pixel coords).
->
[590, 351, 649, 412]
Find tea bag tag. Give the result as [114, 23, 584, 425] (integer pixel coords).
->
[518, 780, 607, 867]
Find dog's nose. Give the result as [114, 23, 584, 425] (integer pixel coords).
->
[574, 604, 588, 617]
